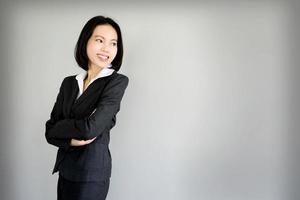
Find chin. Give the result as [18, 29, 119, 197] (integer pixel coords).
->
[98, 63, 110, 68]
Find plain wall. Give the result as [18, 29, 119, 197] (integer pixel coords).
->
[0, 1, 299, 200]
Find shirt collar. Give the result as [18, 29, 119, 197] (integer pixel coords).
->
[75, 63, 114, 82]
[75, 64, 115, 99]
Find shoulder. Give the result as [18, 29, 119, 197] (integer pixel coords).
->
[105, 71, 129, 91]
[60, 71, 129, 86]
[113, 72, 129, 84]
[62, 74, 77, 83]
[63, 75, 76, 83]
[57, 75, 76, 89]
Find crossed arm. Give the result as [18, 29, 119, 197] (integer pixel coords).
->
[45, 75, 129, 151]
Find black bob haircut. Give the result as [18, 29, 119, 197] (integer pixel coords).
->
[74, 15, 123, 72]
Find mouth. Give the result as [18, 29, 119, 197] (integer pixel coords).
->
[97, 53, 109, 61]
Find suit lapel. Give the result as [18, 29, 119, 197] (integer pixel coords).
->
[72, 79, 105, 109]
[71, 71, 116, 111]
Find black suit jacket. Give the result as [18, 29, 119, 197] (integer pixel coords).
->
[45, 70, 129, 182]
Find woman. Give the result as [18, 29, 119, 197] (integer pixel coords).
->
[45, 15, 129, 200]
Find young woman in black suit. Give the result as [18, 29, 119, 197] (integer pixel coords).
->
[45, 15, 129, 200]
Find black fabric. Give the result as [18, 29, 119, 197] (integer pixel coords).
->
[45, 71, 129, 182]
[57, 174, 110, 200]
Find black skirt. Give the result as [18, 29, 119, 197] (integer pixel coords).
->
[57, 174, 110, 200]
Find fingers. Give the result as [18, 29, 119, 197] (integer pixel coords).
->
[70, 137, 97, 146]
[84, 137, 97, 144]
[70, 139, 84, 146]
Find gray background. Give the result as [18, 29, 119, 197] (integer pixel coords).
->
[0, 0, 299, 200]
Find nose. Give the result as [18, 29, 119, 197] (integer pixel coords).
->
[101, 43, 109, 52]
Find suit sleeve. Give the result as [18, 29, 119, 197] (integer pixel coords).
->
[45, 77, 74, 150]
[47, 75, 129, 140]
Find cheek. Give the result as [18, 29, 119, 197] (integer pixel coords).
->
[87, 43, 96, 52]
[111, 48, 118, 58]
[86, 44, 97, 57]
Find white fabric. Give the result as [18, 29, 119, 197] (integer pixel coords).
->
[75, 64, 114, 99]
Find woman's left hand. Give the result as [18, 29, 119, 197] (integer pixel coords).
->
[70, 137, 97, 146]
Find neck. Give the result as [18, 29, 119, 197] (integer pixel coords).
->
[86, 64, 103, 81]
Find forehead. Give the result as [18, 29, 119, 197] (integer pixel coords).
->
[91, 24, 118, 40]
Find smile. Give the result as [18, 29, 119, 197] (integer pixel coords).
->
[97, 54, 109, 61]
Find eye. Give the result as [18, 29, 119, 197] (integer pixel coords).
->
[96, 39, 103, 43]
[112, 42, 117, 46]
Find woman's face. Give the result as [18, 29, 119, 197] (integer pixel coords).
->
[86, 24, 118, 69]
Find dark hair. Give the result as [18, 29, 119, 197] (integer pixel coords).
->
[74, 16, 123, 71]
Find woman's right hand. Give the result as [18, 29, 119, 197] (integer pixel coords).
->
[70, 137, 97, 146]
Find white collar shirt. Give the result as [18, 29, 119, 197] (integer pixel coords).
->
[75, 64, 115, 100]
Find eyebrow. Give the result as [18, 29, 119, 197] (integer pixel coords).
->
[94, 35, 117, 42]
